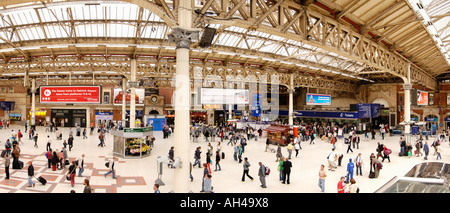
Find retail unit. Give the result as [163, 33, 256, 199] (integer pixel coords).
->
[111, 127, 153, 158]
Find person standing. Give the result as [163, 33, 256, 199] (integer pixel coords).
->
[346, 158, 354, 183]
[258, 162, 267, 188]
[78, 154, 85, 177]
[337, 176, 346, 193]
[355, 153, 363, 176]
[201, 163, 209, 192]
[33, 133, 38, 148]
[46, 135, 52, 151]
[241, 157, 254, 182]
[67, 161, 77, 187]
[51, 151, 58, 171]
[4, 153, 10, 179]
[83, 179, 92, 193]
[27, 161, 35, 187]
[318, 165, 327, 193]
[282, 158, 292, 184]
[278, 157, 285, 181]
[214, 151, 221, 171]
[46, 149, 52, 168]
[423, 141, 430, 160]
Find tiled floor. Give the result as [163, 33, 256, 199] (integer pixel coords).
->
[0, 125, 448, 193]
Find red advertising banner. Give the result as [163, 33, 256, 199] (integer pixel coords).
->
[40, 86, 101, 104]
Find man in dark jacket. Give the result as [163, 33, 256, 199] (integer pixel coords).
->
[282, 159, 292, 184]
[27, 161, 35, 187]
[258, 162, 267, 188]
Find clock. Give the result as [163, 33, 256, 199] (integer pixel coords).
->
[151, 96, 157, 103]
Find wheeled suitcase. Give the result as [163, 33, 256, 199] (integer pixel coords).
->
[369, 171, 375, 178]
[221, 152, 225, 159]
[36, 176, 47, 185]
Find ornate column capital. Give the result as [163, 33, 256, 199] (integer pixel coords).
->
[403, 84, 412, 90]
[167, 27, 200, 49]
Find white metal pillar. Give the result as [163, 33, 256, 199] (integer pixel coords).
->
[169, 0, 198, 193]
[403, 63, 412, 142]
[31, 78, 36, 126]
[288, 73, 294, 126]
[122, 77, 127, 127]
[130, 59, 137, 128]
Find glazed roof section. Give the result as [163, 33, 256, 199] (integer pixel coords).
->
[0, 1, 371, 82]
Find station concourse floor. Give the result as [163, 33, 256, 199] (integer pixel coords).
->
[0, 125, 447, 193]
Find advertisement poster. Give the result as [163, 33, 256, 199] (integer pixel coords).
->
[113, 88, 145, 106]
[417, 90, 428, 105]
[200, 88, 249, 104]
[40, 86, 101, 104]
[306, 93, 331, 105]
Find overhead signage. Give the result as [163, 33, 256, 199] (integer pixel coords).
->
[113, 88, 145, 106]
[357, 103, 372, 118]
[251, 93, 262, 117]
[306, 93, 331, 105]
[199, 88, 249, 104]
[40, 86, 101, 104]
[294, 111, 358, 119]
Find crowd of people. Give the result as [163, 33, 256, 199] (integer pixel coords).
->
[1, 119, 447, 193]
[0, 122, 121, 193]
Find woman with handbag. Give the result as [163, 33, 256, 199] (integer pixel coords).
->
[67, 161, 77, 187]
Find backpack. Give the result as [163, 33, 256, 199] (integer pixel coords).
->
[265, 166, 270, 175]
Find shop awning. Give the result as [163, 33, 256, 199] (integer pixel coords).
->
[263, 125, 290, 132]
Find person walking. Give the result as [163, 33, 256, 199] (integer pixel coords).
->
[82, 128, 87, 139]
[193, 147, 202, 168]
[238, 144, 243, 163]
[68, 135, 74, 151]
[67, 161, 77, 187]
[104, 158, 116, 179]
[436, 145, 442, 160]
[382, 145, 391, 163]
[27, 161, 35, 187]
[241, 157, 254, 182]
[258, 162, 267, 188]
[287, 142, 294, 159]
[318, 165, 327, 193]
[294, 140, 300, 157]
[98, 132, 104, 147]
[282, 158, 292, 184]
[346, 137, 353, 153]
[276, 144, 282, 162]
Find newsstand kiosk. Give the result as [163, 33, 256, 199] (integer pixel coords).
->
[112, 127, 153, 158]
